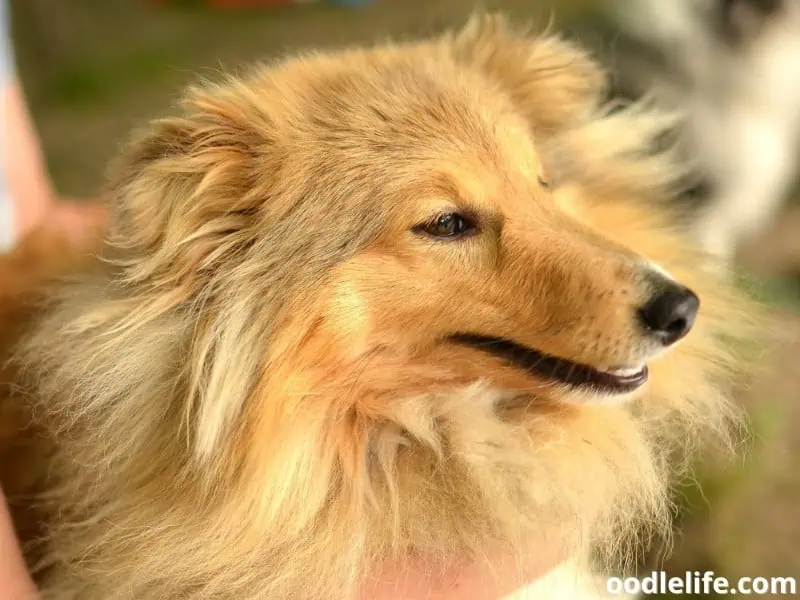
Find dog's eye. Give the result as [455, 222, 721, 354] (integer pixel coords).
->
[414, 213, 476, 239]
[537, 173, 550, 188]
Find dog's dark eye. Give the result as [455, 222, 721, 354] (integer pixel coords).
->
[415, 213, 476, 239]
[537, 174, 550, 188]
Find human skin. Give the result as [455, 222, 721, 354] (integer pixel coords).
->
[360, 551, 563, 600]
[2, 79, 107, 248]
[0, 487, 38, 599]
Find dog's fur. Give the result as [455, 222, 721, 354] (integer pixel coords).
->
[2, 15, 756, 600]
[0, 230, 77, 556]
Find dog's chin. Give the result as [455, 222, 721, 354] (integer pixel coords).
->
[449, 333, 650, 398]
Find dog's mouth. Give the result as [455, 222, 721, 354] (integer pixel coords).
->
[450, 333, 648, 394]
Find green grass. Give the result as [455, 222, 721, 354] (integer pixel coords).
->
[44, 49, 178, 107]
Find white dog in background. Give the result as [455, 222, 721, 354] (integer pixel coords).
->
[578, 0, 800, 262]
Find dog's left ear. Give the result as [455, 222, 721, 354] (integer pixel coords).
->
[449, 14, 606, 136]
[106, 81, 277, 288]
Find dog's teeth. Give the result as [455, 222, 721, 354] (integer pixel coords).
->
[606, 365, 644, 377]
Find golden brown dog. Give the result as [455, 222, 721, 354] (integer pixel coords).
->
[2, 15, 755, 600]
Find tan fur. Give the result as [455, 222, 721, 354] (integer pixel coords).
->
[0, 228, 100, 565]
[6, 15, 756, 600]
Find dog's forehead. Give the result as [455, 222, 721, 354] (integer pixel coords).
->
[224, 50, 547, 240]
[262, 55, 543, 203]
[282, 54, 533, 155]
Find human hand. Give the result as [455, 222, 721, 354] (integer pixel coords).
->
[0, 487, 38, 599]
[44, 198, 108, 247]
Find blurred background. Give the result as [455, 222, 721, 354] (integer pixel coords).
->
[5, 0, 800, 597]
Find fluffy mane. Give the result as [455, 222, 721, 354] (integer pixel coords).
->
[15, 15, 756, 600]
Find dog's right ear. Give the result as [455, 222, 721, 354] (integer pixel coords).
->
[449, 14, 606, 137]
[107, 82, 276, 288]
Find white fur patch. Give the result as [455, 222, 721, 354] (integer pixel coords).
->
[504, 560, 637, 600]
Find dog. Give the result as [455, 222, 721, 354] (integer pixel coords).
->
[1, 14, 756, 600]
[0, 226, 102, 560]
[572, 0, 800, 263]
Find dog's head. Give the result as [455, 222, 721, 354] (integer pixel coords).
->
[110, 17, 699, 413]
[23, 15, 754, 597]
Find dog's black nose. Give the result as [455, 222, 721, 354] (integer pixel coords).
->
[638, 284, 699, 346]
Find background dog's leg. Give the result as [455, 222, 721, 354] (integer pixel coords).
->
[693, 102, 799, 262]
